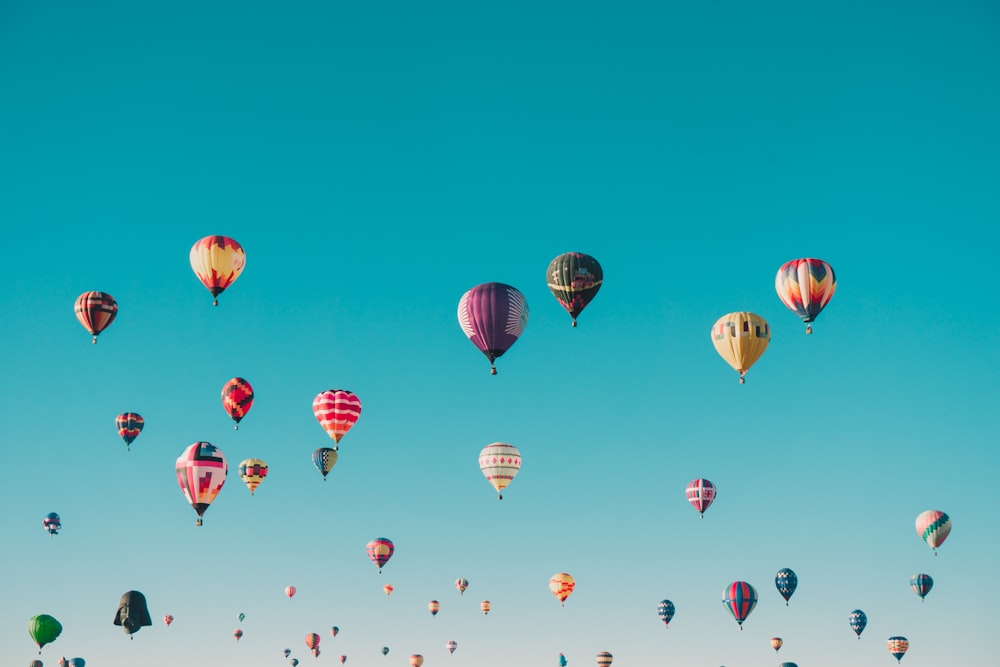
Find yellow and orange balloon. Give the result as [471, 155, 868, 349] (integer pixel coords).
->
[190, 235, 245, 306]
[549, 573, 575, 606]
[711, 312, 770, 383]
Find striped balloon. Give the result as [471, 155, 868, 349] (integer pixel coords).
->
[238, 458, 268, 495]
[305, 633, 321, 650]
[915, 510, 951, 554]
[849, 609, 867, 638]
[313, 390, 362, 446]
[479, 442, 521, 500]
[366, 537, 394, 573]
[115, 412, 144, 449]
[722, 581, 758, 629]
[428, 600, 440, 617]
[175, 442, 227, 526]
[775, 258, 837, 333]
[887, 636, 909, 663]
[221, 378, 254, 429]
[457, 282, 529, 374]
[596, 651, 613, 667]
[685, 478, 716, 517]
[549, 573, 575, 606]
[189, 235, 245, 306]
[446, 640, 458, 654]
[481, 600, 491, 615]
[75, 291, 118, 343]
[657, 599, 675, 628]
[909, 573, 933, 601]
[711, 312, 770, 383]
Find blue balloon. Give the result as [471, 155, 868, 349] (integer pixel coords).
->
[657, 599, 675, 627]
[558, 653, 568, 667]
[849, 609, 868, 638]
[775, 568, 797, 605]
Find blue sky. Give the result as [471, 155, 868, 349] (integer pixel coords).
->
[2, 1, 998, 665]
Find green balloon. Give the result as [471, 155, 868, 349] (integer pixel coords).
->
[28, 614, 62, 650]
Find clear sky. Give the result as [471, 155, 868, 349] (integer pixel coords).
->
[2, 1, 998, 666]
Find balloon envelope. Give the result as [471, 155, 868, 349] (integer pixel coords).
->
[596, 651, 613, 667]
[428, 600, 440, 616]
[479, 442, 521, 500]
[481, 600, 491, 614]
[384, 584, 394, 596]
[175, 442, 227, 526]
[313, 390, 362, 445]
[238, 458, 268, 495]
[915, 510, 951, 553]
[849, 609, 867, 637]
[74, 291, 117, 343]
[657, 599, 675, 627]
[455, 578, 469, 595]
[710, 312, 770, 383]
[685, 478, 716, 517]
[221, 377, 254, 428]
[28, 614, 62, 650]
[722, 581, 758, 628]
[285, 586, 297, 599]
[771, 637, 783, 651]
[457, 282, 529, 374]
[446, 640, 458, 654]
[312, 447, 339, 480]
[305, 633, 321, 650]
[409, 655, 424, 667]
[887, 636, 909, 662]
[43, 512, 61, 536]
[163, 615, 173, 626]
[549, 573, 575, 606]
[113, 590, 152, 636]
[366, 537, 394, 572]
[775, 258, 837, 333]
[115, 413, 144, 449]
[546, 252, 603, 326]
[910, 573, 933, 600]
[775, 568, 798, 604]
[189, 235, 245, 305]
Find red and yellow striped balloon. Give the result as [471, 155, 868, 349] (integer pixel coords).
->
[189, 235, 245, 306]
[75, 291, 118, 343]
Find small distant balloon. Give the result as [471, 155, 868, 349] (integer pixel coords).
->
[221, 377, 254, 429]
[915, 510, 951, 554]
[305, 633, 321, 651]
[163, 615, 173, 627]
[770, 637, 783, 651]
[330, 626, 339, 637]
[233, 629, 243, 641]
[549, 572, 575, 606]
[479, 442, 521, 500]
[481, 600, 491, 615]
[596, 651, 613, 667]
[685, 478, 716, 518]
[285, 586, 296, 599]
[558, 654, 568, 667]
[775, 258, 837, 333]
[887, 637, 909, 663]
[313, 389, 362, 446]
[446, 640, 458, 654]
[457, 282, 529, 374]
[341, 655, 349, 664]
[175, 442, 227, 526]
[238, 613, 245, 623]
[455, 578, 469, 595]
[849, 609, 867, 638]
[383, 584, 394, 596]
[722, 581, 757, 629]
[657, 599, 675, 628]
[238, 459, 268, 495]
[546, 252, 604, 326]
[291, 660, 299, 667]
[66, 660, 84, 667]
[409, 656, 424, 667]
[74, 291, 117, 343]
[43, 513, 61, 538]
[428, 600, 440, 617]
[910, 574, 933, 601]
[115, 413, 144, 450]
[284, 649, 291, 658]
[312, 447, 338, 480]
[382, 647, 390, 656]
[775, 568, 797, 605]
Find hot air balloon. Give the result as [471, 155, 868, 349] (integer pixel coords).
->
[175, 442, 227, 526]
[910, 574, 933, 601]
[74, 291, 117, 343]
[549, 573, 575, 606]
[428, 600, 440, 617]
[457, 282, 529, 374]
[887, 637, 909, 663]
[446, 640, 458, 654]
[558, 654, 568, 667]
[113, 590, 152, 639]
[331, 626, 339, 637]
[43, 513, 61, 537]
[312, 390, 362, 447]
[284, 649, 292, 658]
[479, 442, 521, 500]
[366, 537, 394, 573]
[66, 660, 84, 667]
[285, 586, 297, 599]
[778, 663, 798, 667]
[657, 600, 675, 628]
[382, 647, 390, 656]
[685, 478, 716, 518]
[546, 252, 603, 327]
[238, 458, 268, 495]
[596, 652, 613, 667]
[238, 613, 245, 623]
[383, 584, 394, 597]
[849, 609, 867, 638]
[341, 655, 348, 664]
[291, 660, 300, 667]
[312, 447, 338, 480]
[163, 615, 173, 627]
[722, 581, 758, 630]
[233, 629, 243, 641]
[190, 235, 245, 306]
[222, 377, 254, 429]
[775, 568, 797, 605]
[711, 312, 770, 383]
[770, 637, 783, 651]
[29, 660, 43, 667]
[455, 578, 469, 595]
[915, 510, 951, 554]
[481, 600, 491, 615]
[306, 633, 321, 652]
[409, 656, 424, 667]
[115, 413, 144, 450]
[775, 258, 837, 333]
[28, 614, 62, 653]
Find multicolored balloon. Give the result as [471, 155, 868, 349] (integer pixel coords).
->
[383, 584, 394, 596]
[221, 377, 254, 429]
[685, 478, 716, 518]
[238, 458, 268, 495]
[43, 512, 61, 537]
[915, 510, 951, 555]
[849, 609, 867, 638]
[175, 442, 227, 526]
[233, 629, 243, 641]
[446, 640, 458, 654]
[770, 637, 783, 651]
[340, 657, 348, 665]
[549, 573, 575, 606]
[910, 573, 933, 601]
[366, 537, 394, 573]
[409, 656, 424, 667]
[457, 282, 529, 374]
[887, 636, 909, 663]
[28, 614, 62, 652]
[722, 581, 758, 629]
[546, 252, 603, 327]
[330, 626, 339, 637]
[291, 660, 299, 667]
[305, 633, 321, 651]
[711, 312, 770, 383]
[481, 600, 491, 615]
[74, 291, 117, 343]
[479, 442, 521, 500]
[313, 390, 362, 447]
[66, 660, 85, 667]
[115, 413, 144, 450]
[775, 568, 797, 605]
[312, 447, 338, 480]
[657, 599, 675, 628]
[558, 654, 568, 667]
[285, 586, 297, 599]
[428, 600, 440, 617]
[29, 660, 43, 667]
[455, 578, 469, 595]
[189, 235, 245, 306]
[163, 615, 173, 627]
[596, 651, 613, 667]
[775, 258, 837, 334]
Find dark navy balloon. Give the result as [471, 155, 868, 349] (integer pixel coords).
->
[546, 252, 603, 326]
[775, 568, 797, 605]
[849, 609, 867, 638]
[656, 599, 675, 628]
[457, 283, 529, 374]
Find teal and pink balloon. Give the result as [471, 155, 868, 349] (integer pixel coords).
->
[915, 510, 951, 554]
[775, 568, 797, 605]
[176, 442, 227, 526]
[887, 636, 909, 663]
[28, 614, 62, 653]
[596, 651, 613, 667]
[341, 655, 348, 664]
[910, 573, 933, 601]
[43, 513, 61, 537]
[331, 626, 339, 637]
[382, 647, 390, 656]
[455, 578, 469, 595]
[849, 609, 867, 638]
[778, 663, 798, 667]
[115, 413, 144, 450]
[446, 640, 458, 654]
[558, 654, 567, 667]
[291, 660, 299, 667]
[233, 629, 243, 641]
[546, 252, 603, 327]
[722, 581, 758, 630]
[775, 258, 837, 333]
[685, 478, 716, 518]
[656, 599, 675, 628]
[457, 282, 529, 374]
[312, 447, 338, 480]
[67, 660, 84, 667]
[366, 537, 394, 573]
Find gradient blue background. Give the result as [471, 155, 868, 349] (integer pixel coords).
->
[2, 1, 997, 665]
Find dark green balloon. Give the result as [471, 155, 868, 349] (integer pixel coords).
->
[28, 614, 62, 650]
